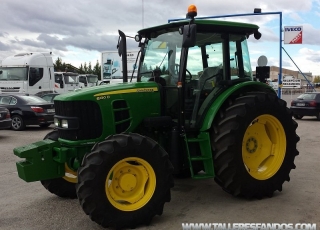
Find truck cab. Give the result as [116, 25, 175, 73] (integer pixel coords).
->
[54, 72, 79, 92]
[0, 52, 54, 95]
[78, 74, 99, 88]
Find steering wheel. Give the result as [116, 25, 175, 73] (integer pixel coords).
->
[174, 64, 192, 81]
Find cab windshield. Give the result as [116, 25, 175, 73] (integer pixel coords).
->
[87, 75, 98, 83]
[0, 67, 28, 81]
[139, 31, 252, 85]
[139, 31, 182, 86]
[64, 74, 79, 84]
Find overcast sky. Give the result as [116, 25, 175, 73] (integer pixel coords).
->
[1, 0, 320, 75]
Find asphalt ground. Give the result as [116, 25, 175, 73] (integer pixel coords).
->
[0, 93, 319, 230]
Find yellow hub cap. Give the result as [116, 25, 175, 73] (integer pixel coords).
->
[105, 157, 156, 211]
[63, 163, 77, 183]
[242, 115, 286, 180]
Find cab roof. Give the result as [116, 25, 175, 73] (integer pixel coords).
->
[138, 19, 259, 39]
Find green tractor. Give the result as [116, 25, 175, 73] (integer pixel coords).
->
[14, 5, 299, 229]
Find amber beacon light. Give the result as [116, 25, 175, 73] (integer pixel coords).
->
[187, 4, 197, 18]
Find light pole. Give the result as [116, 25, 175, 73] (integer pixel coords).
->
[168, 10, 283, 98]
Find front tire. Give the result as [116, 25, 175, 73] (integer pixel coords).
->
[76, 133, 174, 229]
[40, 130, 78, 199]
[211, 92, 299, 198]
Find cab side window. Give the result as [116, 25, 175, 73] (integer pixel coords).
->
[29, 67, 44, 86]
[79, 76, 87, 84]
[55, 74, 64, 88]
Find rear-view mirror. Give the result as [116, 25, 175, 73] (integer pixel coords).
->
[182, 24, 197, 48]
[118, 38, 123, 57]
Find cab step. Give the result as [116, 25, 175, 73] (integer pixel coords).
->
[185, 132, 215, 179]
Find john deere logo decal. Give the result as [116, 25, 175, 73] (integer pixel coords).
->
[94, 87, 158, 98]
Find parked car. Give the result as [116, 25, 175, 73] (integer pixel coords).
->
[0, 106, 11, 130]
[0, 94, 55, 130]
[39, 93, 60, 103]
[290, 92, 320, 120]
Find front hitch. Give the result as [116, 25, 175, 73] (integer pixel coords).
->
[14, 139, 65, 182]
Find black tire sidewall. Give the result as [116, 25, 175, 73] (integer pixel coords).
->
[78, 134, 172, 227]
[213, 93, 298, 196]
[44, 130, 59, 140]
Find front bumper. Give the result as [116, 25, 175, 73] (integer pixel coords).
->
[0, 119, 11, 130]
[290, 107, 319, 116]
[24, 114, 54, 126]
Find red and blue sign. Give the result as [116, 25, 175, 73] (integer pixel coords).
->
[284, 26, 303, 44]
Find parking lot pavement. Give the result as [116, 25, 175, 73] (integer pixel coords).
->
[1, 106, 320, 230]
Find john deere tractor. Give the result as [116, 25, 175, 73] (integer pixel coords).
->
[14, 5, 299, 229]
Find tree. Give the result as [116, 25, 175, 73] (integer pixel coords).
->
[88, 62, 93, 74]
[93, 60, 101, 78]
[83, 62, 88, 73]
[54, 57, 101, 79]
[54, 57, 63, 72]
[313, 76, 320, 83]
[79, 64, 84, 73]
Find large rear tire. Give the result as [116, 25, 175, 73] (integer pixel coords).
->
[211, 92, 299, 198]
[76, 133, 174, 229]
[40, 130, 78, 199]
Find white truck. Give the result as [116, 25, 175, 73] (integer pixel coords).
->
[53, 72, 79, 93]
[78, 74, 99, 88]
[0, 52, 79, 95]
[100, 50, 139, 84]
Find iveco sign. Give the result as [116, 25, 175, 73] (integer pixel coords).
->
[284, 26, 303, 44]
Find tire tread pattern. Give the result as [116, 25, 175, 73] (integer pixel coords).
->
[212, 92, 299, 198]
[76, 133, 174, 229]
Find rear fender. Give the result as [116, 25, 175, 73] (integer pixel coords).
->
[11, 109, 23, 116]
[200, 81, 275, 131]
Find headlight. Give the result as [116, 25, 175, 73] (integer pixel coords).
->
[54, 117, 60, 127]
[61, 119, 68, 128]
[53, 116, 79, 130]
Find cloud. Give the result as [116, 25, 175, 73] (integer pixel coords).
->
[299, 24, 320, 45]
[0, 41, 11, 51]
[0, 0, 319, 75]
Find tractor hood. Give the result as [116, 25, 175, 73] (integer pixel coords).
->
[54, 81, 160, 102]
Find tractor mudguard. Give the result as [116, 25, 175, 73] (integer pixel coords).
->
[14, 139, 65, 182]
[200, 81, 274, 131]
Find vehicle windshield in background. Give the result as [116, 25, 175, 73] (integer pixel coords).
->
[0, 67, 28, 81]
[297, 93, 316, 100]
[21, 96, 47, 103]
[64, 76, 78, 84]
[87, 76, 98, 83]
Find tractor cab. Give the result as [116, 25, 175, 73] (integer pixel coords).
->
[118, 5, 261, 129]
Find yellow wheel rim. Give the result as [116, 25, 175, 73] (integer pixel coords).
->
[105, 157, 156, 211]
[242, 115, 286, 180]
[63, 163, 77, 183]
